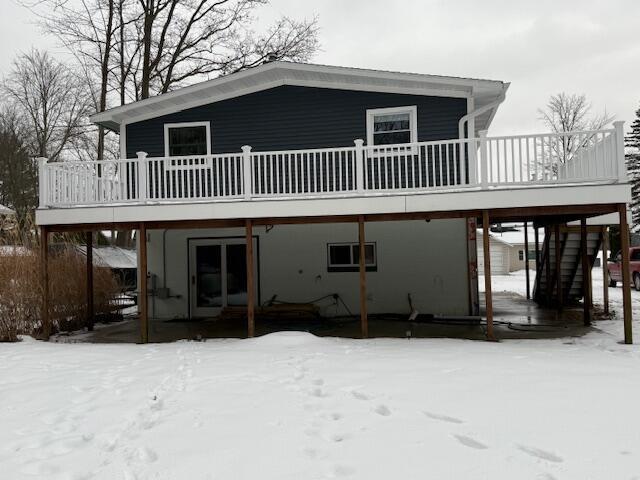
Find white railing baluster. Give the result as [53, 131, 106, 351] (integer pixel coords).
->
[39, 128, 622, 208]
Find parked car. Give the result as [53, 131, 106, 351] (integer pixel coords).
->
[608, 247, 640, 290]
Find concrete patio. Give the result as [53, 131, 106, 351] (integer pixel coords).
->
[53, 291, 599, 343]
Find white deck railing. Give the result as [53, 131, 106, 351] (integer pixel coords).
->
[38, 122, 627, 208]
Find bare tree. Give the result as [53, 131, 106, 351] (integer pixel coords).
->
[28, 0, 319, 102]
[538, 92, 613, 166]
[2, 50, 93, 162]
[28, 0, 142, 159]
[27, 0, 319, 246]
[129, 0, 320, 99]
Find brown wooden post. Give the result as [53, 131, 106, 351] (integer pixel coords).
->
[138, 223, 149, 343]
[245, 219, 255, 338]
[580, 218, 592, 326]
[545, 227, 552, 303]
[524, 221, 530, 300]
[358, 216, 368, 338]
[619, 204, 633, 344]
[482, 210, 496, 341]
[86, 231, 94, 331]
[554, 224, 563, 310]
[534, 226, 540, 267]
[601, 226, 609, 315]
[40, 226, 50, 340]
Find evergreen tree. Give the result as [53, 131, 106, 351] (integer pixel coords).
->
[0, 112, 37, 232]
[626, 104, 640, 231]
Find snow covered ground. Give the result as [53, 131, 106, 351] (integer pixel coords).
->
[1, 274, 639, 480]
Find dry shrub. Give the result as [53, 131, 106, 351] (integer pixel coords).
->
[0, 248, 41, 342]
[48, 247, 121, 333]
[0, 221, 121, 341]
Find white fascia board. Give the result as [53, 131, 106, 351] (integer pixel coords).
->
[282, 62, 504, 89]
[100, 79, 473, 128]
[35, 183, 630, 227]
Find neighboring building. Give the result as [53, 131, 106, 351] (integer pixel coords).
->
[34, 61, 633, 342]
[0, 204, 16, 237]
[477, 226, 542, 274]
[76, 246, 138, 291]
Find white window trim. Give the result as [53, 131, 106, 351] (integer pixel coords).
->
[164, 121, 212, 157]
[366, 105, 418, 147]
[327, 242, 377, 271]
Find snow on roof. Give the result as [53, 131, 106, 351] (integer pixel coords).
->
[76, 246, 137, 269]
[0, 204, 15, 215]
[0, 245, 30, 256]
[477, 226, 545, 247]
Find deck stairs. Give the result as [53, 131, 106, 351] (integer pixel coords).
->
[533, 226, 602, 306]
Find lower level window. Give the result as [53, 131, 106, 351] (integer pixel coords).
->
[327, 242, 377, 272]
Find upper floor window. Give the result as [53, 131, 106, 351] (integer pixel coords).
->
[366, 106, 417, 146]
[164, 122, 211, 157]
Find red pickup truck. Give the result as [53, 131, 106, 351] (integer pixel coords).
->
[608, 247, 640, 290]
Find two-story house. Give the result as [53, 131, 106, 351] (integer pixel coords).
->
[35, 61, 634, 344]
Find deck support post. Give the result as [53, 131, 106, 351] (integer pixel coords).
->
[482, 210, 496, 341]
[40, 226, 50, 340]
[524, 221, 530, 300]
[246, 219, 255, 338]
[86, 231, 94, 331]
[619, 204, 633, 344]
[138, 223, 149, 343]
[544, 227, 551, 303]
[554, 224, 563, 310]
[534, 226, 540, 267]
[601, 226, 609, 315]
[580, 218, 592, 326]
[358, 216, 368, 338]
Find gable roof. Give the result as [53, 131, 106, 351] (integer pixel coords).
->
[76, 246, 137, 269]
[91, 61, 508, 134]
[477, 226, 545, 248]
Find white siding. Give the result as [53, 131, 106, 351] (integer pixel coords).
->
[477, 237, 510, 275]
[146, 219, 470, 320]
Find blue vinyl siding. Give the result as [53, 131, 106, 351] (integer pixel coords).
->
[126, 85, 467, 157]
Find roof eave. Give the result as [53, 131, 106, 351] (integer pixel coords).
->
[91, 61, 507, 131]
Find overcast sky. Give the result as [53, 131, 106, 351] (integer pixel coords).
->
[1, 0, 639, 135]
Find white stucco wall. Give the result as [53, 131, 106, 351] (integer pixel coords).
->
[145, 219, 470, 320]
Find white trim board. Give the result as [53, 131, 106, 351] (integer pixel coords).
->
[366, 105, 418, 146]
[163, 121, 212, 157]
[91, 61, 507, 132]
[36, 183, 630, 227]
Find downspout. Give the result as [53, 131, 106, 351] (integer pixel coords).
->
[458, 84, 510, 139]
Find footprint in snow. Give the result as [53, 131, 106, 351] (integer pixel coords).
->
[312, 378, 324, 386]
[536, 474, 558, 480]
[351, 391, 369, 401]
[453, 434, 488, 450]
[329, 432, 351, 443]
[331, 465, 356, 477]
[309, 387, 326, 398]
[136, 446, 158, 463]
[374, 405, 391, 417]
[302, 447, 319, 459]
[423, 411, 464, 424]
[517, 445, 564, 463]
